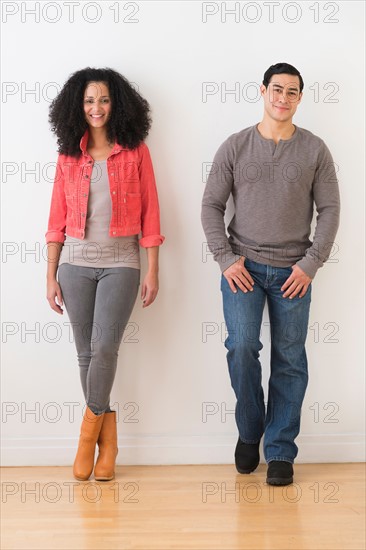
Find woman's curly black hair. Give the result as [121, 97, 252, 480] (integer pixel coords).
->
[48, 67, 152, 157]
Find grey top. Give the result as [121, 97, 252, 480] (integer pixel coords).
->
[201, 124, 340, 279]
[59, 160, 140, 269]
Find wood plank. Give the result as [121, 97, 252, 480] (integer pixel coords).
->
[1, 464, 364, 549]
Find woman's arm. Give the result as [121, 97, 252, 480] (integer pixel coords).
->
[138, 143, 165, 248]
[46, 242, 64, 314]
[137, 143, 164, 307]
[141, 246, 159, 308]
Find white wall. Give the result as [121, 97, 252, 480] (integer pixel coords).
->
[1, 1, 364, 465]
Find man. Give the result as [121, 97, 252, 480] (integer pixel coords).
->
[201, 62, 340, 485]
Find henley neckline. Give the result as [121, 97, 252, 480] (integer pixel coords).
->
[254, 123, 298, 144]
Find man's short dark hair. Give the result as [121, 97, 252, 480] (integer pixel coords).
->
[263, 63, 304, 92]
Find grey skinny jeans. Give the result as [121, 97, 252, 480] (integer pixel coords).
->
[57, 263, 140, 415]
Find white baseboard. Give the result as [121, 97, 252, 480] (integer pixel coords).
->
[1, 433, 364, 466]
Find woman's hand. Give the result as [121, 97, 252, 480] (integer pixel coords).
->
[47, 278, 64, 314]
[141, 271, 159, 308]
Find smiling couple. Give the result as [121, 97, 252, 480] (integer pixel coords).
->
[45, 62, 340, 485]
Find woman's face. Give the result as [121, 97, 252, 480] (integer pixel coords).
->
[83, 81, 111, 128]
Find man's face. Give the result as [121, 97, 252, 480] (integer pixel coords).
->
[260, 73, 302, 123]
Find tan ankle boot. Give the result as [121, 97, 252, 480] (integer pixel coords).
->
[73, 406, 105, 481]
[94, 411, 118, 481]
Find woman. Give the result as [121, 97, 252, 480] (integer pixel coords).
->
[45, 67, 164, 482]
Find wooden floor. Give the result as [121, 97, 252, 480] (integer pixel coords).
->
[1, 463, 365, 549]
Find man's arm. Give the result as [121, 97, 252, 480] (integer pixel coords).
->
[282, 140, 340, 299]
[296, 140, 341, 279]
[201, 139, 254, 293]
[201, 139, 239, 272]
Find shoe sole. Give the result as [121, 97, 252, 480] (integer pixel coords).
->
[236, 462, 259, 474]
[266, 476, 293, 486]
[73, 475, 91, 481]
[94, 475, 115, 481]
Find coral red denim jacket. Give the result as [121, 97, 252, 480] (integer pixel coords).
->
[45, 128, 165, 248]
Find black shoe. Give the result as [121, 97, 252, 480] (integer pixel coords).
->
[235, 437, 260, 474]
[266, 461, 294, 486]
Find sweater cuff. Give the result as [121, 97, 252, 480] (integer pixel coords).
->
[295, 257, 319, 279]
[218, 252, 241, 273]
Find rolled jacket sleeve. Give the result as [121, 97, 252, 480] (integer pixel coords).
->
[138, 143, 165, 248]
[45, 155, 67, 244]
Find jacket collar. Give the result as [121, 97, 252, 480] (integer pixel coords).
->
[79, 128, 125, 157]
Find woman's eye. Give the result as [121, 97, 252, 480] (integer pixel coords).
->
[84, 98, 109, 104]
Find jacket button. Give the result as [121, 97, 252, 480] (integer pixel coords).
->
[81, 213, 85, 217]
[84, 175, 89, 179]
[112, 231, 116, 235]
[112, 191, 116, 195]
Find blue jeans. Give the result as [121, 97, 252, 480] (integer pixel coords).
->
[221, 258, 312, 463]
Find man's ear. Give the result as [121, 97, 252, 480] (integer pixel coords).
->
[298, 91, 303, 104]
[259, 84, 267, 97]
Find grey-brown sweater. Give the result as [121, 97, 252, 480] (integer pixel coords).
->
[201, 124, 340, 279]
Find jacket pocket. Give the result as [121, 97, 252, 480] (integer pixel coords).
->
[124, 192, 142, 226]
